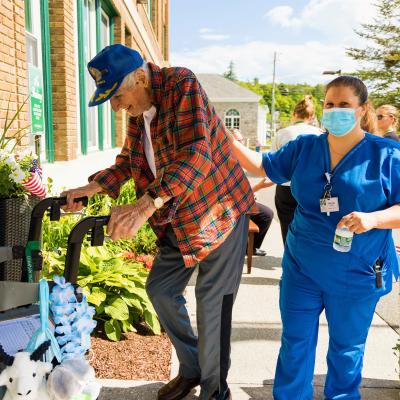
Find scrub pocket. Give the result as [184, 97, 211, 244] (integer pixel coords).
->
[348, 242, 393, 298]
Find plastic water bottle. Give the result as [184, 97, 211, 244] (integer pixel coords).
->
[333, 226, 353, 252]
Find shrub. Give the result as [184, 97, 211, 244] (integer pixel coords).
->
[43, 246, 160, 341]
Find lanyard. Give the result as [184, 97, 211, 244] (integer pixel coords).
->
[323, 172, 332, 198]
[323, 172, 333, 216]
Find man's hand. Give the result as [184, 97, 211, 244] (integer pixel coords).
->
[337, 211, 378, 234]
[107, 193, 156, 241]
[61, 181, 102, 212]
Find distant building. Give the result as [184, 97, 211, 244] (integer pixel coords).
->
[1, 0, 169, 162]
[197, 74, 268, 146]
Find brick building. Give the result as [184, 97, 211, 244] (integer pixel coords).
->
[197, 74, 268, 146]
[0, 0, 169, 163]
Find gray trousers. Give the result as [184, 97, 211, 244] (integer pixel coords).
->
[146, 215, 249, 399]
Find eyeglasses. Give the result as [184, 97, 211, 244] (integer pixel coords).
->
[377, 114, 393, 120]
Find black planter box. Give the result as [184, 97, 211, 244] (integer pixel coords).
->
[0, 197, 40, 281]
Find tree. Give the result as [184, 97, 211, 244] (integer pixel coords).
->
[237, 81, 324, 126]
[346, 0, 400, 108]
[223, 61, 237, 81]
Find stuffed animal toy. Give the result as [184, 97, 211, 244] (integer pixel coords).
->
[0, 341, 53, 400]
[46, 358, 101, 400]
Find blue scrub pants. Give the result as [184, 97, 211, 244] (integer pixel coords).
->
[273, 266, 379, 400]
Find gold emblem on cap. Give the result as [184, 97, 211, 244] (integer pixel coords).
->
[89, 67, 109, 83]
[89, 67, 101, 81]
[95, 82, 119, 102]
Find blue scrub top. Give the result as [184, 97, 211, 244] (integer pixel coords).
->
[263, 132, 400, 298]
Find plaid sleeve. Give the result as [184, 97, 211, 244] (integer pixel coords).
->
[148, 75, 212, 202]
[89, 135, 133, 199]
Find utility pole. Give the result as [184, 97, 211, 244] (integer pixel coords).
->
[271, 51, 277, 138]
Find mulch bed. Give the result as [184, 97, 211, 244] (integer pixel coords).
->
[88, 325, 172, 381]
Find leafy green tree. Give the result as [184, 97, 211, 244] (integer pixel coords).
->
[223, 61, 237, 81]
[238, 81, 324, 126]
[346, 0, 400, 107]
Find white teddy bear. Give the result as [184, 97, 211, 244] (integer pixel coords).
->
[0, 341, 52, 400]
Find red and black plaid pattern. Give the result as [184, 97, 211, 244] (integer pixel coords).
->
[92, 63, 256, 267]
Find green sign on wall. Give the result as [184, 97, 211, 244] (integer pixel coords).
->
[28, 64, 44, 135]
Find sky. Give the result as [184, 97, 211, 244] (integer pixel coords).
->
[170, 0, 377, 85]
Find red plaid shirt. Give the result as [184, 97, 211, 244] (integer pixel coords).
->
[92, 63, 256, 267]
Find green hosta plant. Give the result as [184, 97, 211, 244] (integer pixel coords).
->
[43, 246, 160, 341]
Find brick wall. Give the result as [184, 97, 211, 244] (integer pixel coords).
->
[0, 0, 29, 146]
[111, 0, 169, 148]
[2, 0, 169, 161]
[113, 14, 127, 148]
[48, 0, 77, 161]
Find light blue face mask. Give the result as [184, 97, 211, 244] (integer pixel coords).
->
[321, 108, 357, 137]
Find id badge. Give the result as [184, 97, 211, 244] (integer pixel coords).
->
[320, 197, 339, 213]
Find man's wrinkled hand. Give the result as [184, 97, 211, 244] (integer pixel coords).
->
[61, 181, 102, 212]
[106, 194, 156, 241]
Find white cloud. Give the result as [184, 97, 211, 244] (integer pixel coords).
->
[171, 0, 377, 84]
[265, 6, 302, 28]
[200, 33, 230, 41]
[171, 40, 361, 85]
[199, 28, 213, 34]
[198, 28, 230, 41]
[264, 0, 375, 43]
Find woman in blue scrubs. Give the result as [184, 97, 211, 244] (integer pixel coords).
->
[228, 76, 400, 400]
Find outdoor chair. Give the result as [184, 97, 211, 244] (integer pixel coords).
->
[247, 220, 259, 274]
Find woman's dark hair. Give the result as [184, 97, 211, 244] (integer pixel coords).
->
[325, 76, 377, 133]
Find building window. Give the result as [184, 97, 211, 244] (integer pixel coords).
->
[225, 109, 240, 130]
[77, 0, 116, 154]
[147, 0, 152, 21]
[82, 0, 99, 151]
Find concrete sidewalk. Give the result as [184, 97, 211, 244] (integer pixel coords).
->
[99, 213, 399, 399]
[44, 147, 399, 399]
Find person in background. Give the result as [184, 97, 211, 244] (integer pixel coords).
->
[376, 104, 399, 142]
[228, 75, 400, 400]
[62, 44, 256, 400]
[230, 129, 274, 256]
[272, 96, 322, 243]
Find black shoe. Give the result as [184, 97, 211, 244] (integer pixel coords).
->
[253, 248, 267, 256]
[209, 388, 232, 400]
[157, 375, 200, 400]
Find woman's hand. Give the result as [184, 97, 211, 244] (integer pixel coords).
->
[252, 177, 275, 193]
[337, 211, 378, 234]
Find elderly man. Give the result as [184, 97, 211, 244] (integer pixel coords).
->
[63, 44, 255, 400]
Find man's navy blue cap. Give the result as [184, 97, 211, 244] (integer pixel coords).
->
[87, 44, 144, 107]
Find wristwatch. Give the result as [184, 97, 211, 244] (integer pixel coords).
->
[146, 191, 164, 209]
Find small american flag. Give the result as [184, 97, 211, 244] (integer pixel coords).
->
[30, 159, 42, 178]
[22, 160, 46, 199]
[396, 246, 400, 256]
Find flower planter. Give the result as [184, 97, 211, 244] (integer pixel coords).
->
[0, 196, 40, 281]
